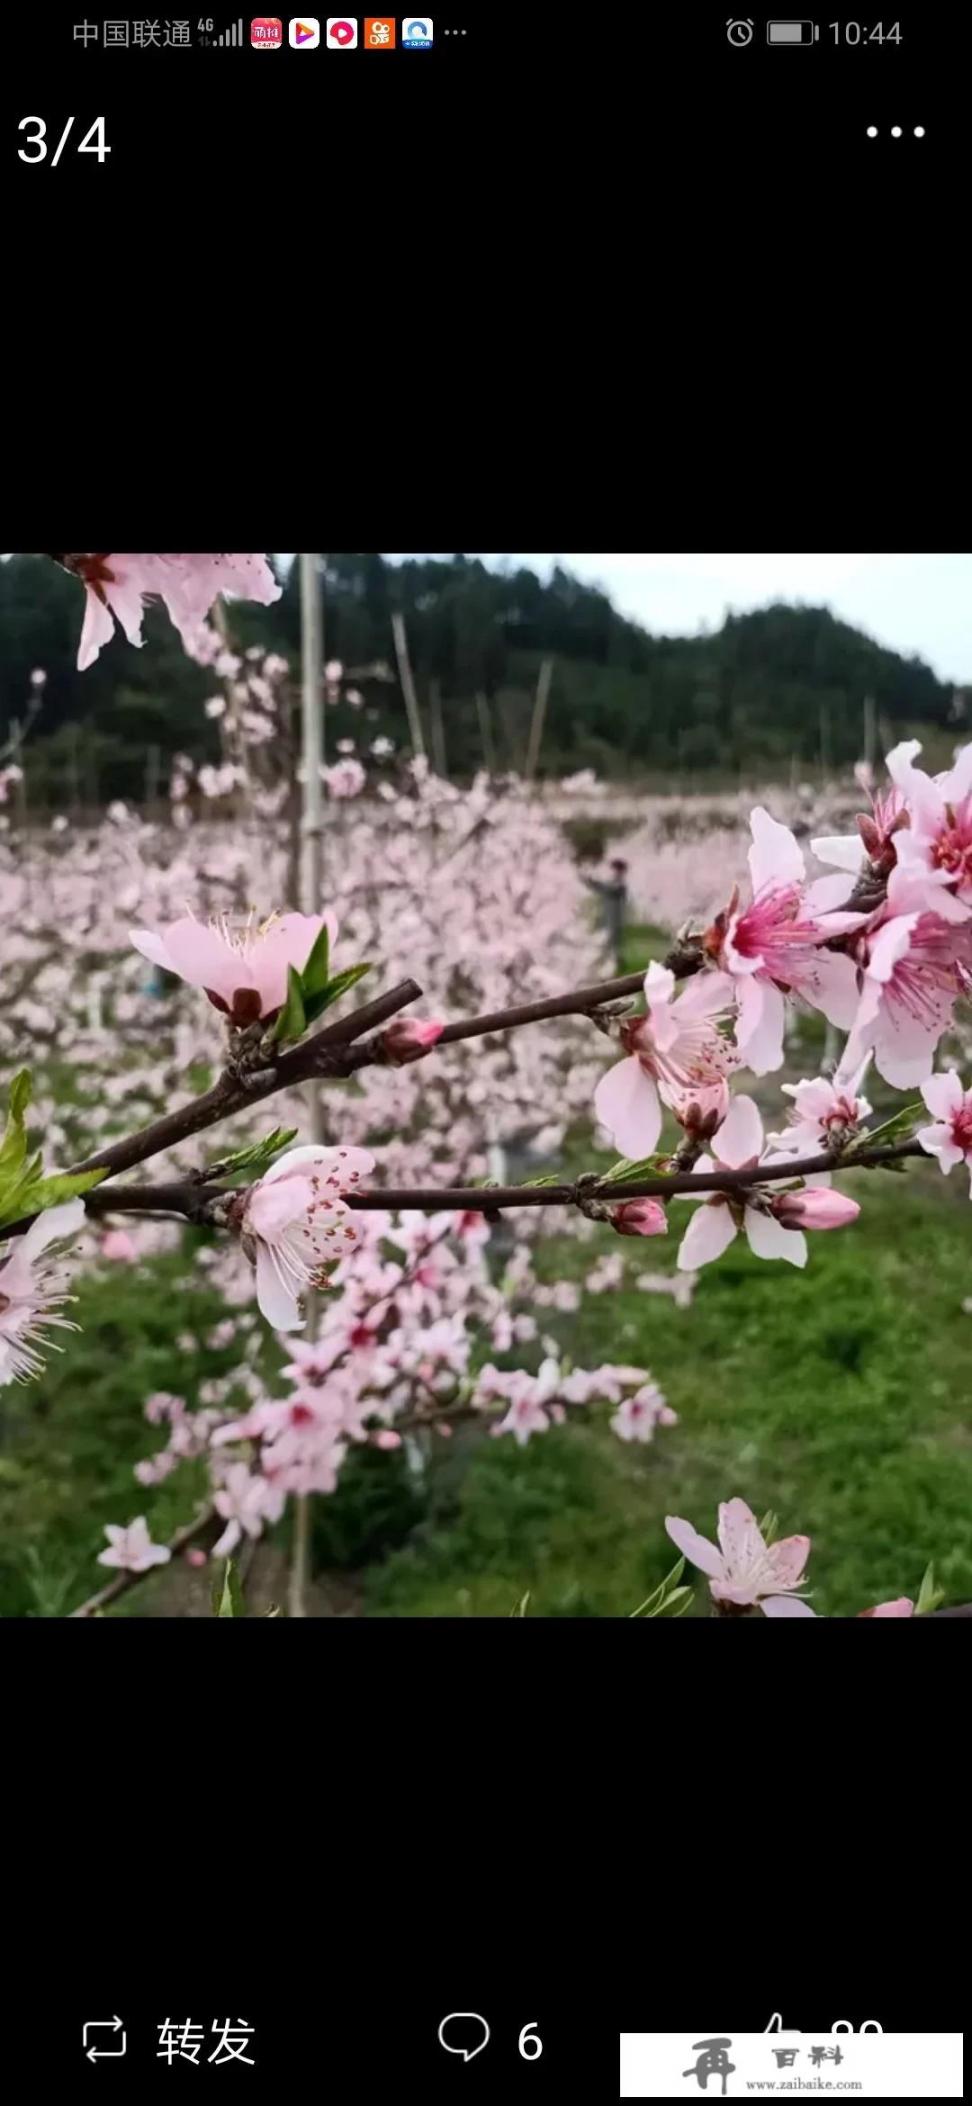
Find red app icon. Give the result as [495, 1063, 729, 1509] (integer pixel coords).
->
[250, 16, 283, 45]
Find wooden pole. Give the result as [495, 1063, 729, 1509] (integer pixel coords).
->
[475, 689, 495, 773]
[525, 656, 554, 782]
[391, 608, 426, 760]
[429, 677, 447, 778]
[300, 552, 324, 916]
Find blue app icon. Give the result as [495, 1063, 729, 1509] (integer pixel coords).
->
[402, 16, 433, 46]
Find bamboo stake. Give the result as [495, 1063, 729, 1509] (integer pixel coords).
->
[391, 608, 426, 760]
[525, 656, 554, 782]
[429, 677, 447, 778]
[475, 689, 495, 773]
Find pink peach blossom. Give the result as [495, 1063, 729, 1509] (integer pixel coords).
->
[610, 1384, 673, 1442]
[594, 960, 737, 1158]
[665, 1498, 815, 1615]
[240, 1144, 376, 1331]
[100, 1228, 138, 1263]
[842, 865, 972, 1088]
[0, 1198, 85, 1387]
[129, 909, 336, 1023]
[97, 1515, 171, 1574]
[917, 1069, 972, 1192]
[675, 1095, 821, 1272]
[708, 808, 865, 1075]
[884, 737, 972, 903]
[212, 1463, 286, 1558]
[768, 1056, 872, 1153]
[66, 553, 281, 670]
[858, 1597, 915, 1617]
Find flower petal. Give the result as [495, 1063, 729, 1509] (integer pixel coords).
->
[920, 1070, 964, 1121]
[766, 1534, 811, 1589]
[735, 977, 786, 1076]
[77, 588, 117, 671]
[761, 1594, 817, 1617]
[677, 1201, 738, 1270]
[748, 807, 805, 895]
[712, 1093, 763, 1168]
[810, 834, 866, 874]
[744, 1207, 807, 1267]
[664, 1514, 725, 1581]
[254, 1243, 303, 1332]
[594, 1057, 662, 1158]
[717, 1498, 765, 1576]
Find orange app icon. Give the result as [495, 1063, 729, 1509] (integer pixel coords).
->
[364, 16, 396, 46]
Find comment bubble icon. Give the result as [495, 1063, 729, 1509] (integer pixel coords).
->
[437, 2012, 491, 2063]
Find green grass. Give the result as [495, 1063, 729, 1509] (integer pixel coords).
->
[0, 1242, 265, 1617]
[361, 1164, 972, 1617]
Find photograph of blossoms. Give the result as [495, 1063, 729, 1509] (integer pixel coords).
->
[1, 550, 970, 1619]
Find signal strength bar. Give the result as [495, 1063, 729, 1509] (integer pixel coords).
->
[215, 18, 243, 42]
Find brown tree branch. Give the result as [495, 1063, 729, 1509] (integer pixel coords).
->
[68, 978, 424, 1183]
[2, 1135, 924, 1240]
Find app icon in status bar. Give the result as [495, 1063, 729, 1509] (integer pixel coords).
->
[290, 15, 320, 42]
[251, 16, 283, 44]
[326, 15, 358, 43]
[364, 16, 396, 46]
[402, 15, 433, 45]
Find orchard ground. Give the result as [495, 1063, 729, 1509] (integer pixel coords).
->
[3, 895, 970, 1619]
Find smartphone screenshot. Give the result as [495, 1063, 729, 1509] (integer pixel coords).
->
[2, 6, 965, 2090]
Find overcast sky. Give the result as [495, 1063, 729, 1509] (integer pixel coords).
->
[375, 553, 971, 686]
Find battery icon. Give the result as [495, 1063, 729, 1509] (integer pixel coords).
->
[767, 20, 817, 40]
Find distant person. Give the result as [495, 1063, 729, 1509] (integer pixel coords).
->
[582, 855, 629, 967]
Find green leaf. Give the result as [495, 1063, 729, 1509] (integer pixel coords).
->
[264, 1603, 282, 1619]
[521, 1174, 561, 1188]
[759, 1510, 779, 1547]
[630, 1555, 686, 1617]
[846, 1102, 924, 1156]
[205, 1127, 298, 1183]
[9, 1070, 31, 1122]
[0, 1069, 32, 1181]
[213, 1559, 244, 1618]
[270, 965, 308, 1046]
[510, 1592, 531, 1617]
[1, 1166, 106, 1230]
[299, 923, 330, 1001]
[302, 961, 373, 1025]
[603, 1153, 675, 1184]
[915, 1561, 945, 1616]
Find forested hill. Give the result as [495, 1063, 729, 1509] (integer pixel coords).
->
[1, 552, 965, 803]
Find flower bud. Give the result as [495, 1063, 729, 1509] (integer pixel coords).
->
[609, 1198, 668, 1238]
[771, 1187, 860, 1231]
[379, 1018, 444, 1066]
